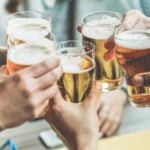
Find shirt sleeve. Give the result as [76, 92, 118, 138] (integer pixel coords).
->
[140, 0, 150, 16]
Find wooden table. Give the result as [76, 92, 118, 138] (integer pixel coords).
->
[1, 103, 150, 150]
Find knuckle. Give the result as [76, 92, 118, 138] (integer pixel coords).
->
[12, 73, 22, 83]
[51, 66, 62, 80]
[48, 71, 58, 83]
[21, 88, 31, 99]
[99, 112, 107, 120]
[47, 88, 57, 98]
[41, 61, 49, 70]
[27, 103, 38, 118]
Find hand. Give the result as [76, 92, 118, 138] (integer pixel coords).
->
[98, 88, 127, 137]
[44, 81, 102, 150]
[104, 9, 150, 61]
[132, 72, 150, 86]
[0, 57, 63, 129]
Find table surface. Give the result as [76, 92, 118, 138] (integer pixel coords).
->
[1, 103, 150, 150]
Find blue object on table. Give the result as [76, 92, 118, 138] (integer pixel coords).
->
[0, 139, 17, 150]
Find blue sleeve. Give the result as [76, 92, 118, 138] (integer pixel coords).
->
[140, 0, 150, 16]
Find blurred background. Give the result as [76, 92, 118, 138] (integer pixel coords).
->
[0, 0, 146, 45]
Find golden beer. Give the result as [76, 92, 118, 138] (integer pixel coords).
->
[82, 11, 122, 91]
[115, 29, 150, 107]
[57, 41, 95, 103]
[83, 36, 122, 91]
[7, 44, 54, 74]
[58, 56, 95, 103]
[6, 12, 54, 74]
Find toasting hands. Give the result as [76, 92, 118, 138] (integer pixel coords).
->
[44, 81, 102, 150]
[104, 9, 150, 61]
[0, 57, 62, 129]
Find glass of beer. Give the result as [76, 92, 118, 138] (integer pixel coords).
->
[6, 11, 55, 74]
[115, 23, 150, 107]
[81, 11, 123, 92]
[57, 40, 95, 103]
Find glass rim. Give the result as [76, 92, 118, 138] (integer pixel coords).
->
[56, 40, 95, 55]
[81, 11, 122, 27]
[6, 10, 50, 22]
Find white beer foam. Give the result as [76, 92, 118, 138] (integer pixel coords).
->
[8, 43, 55, 65]
[115, 30, 150, 49]
[58, 48, 95, 73]
[7, 18, 52, 48]
[7, 18, 51, 34]
[82, 17, 120, 40]
[61, 56, 95, 74]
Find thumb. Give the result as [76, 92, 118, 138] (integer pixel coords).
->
[44, 90, 64, 121]
[50, 88, 65, 106]
[84, 81, 102, 109]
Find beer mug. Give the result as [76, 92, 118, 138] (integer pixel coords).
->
[57, 40, 95, 103]
[5, 11, 55, 74]
[115, 22, 150, 107]
[81, 11, 123, 92]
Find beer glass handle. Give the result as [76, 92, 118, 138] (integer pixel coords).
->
[0, 46, 7, 66]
